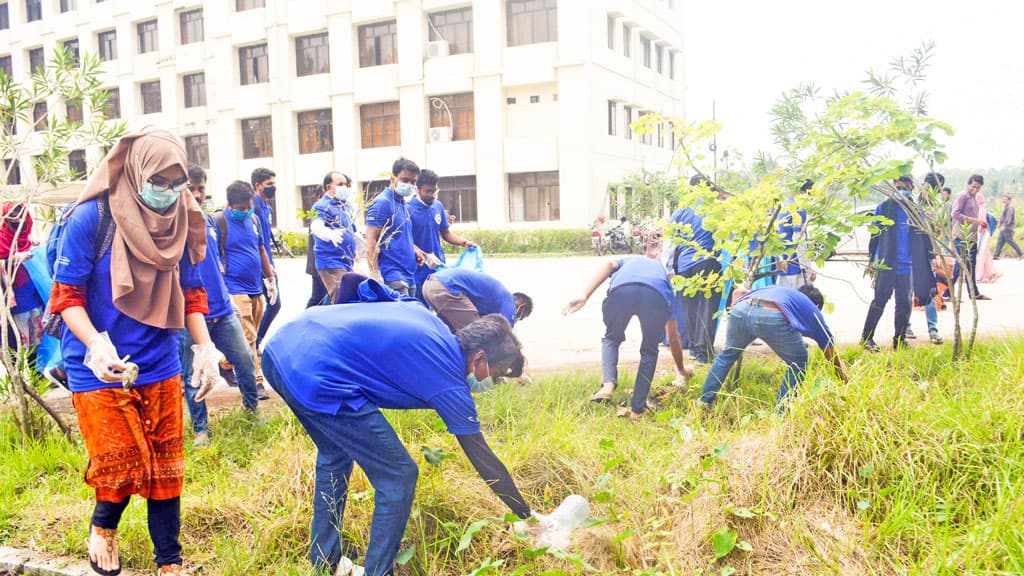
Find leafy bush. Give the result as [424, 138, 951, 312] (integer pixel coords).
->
[279, 231, 308, 256]
[443, 229, 592, 255]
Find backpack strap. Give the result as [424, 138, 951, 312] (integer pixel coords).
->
[214, 210, 228, 266]
[94, 195, 116, 260]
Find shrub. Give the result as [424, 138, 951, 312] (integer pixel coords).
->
[443, 229, 592, 255]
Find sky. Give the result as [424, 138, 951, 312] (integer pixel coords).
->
[681, 0, 1024, 172]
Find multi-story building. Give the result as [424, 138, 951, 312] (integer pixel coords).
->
[0, 0, 683, 230]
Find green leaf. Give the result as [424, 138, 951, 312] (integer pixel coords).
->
[730, 507, 756, 519]
[613, 528, 636, 543]
[712, 443, 730, 460]
[719, 567, 737, 576]
[593, 490, 613, 503]
[736, 540, 753, 552]
[857, 499, 871, 511]
[421, 445, 453, 467]
[395, 545, 415, 565]
[456, 518, 491, 552]
[712, 526, 738, 560]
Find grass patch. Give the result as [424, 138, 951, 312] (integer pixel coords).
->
[1, 339, 1022, 574]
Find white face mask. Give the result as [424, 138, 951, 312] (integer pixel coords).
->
[335, 186, 352, 202]
[395, 182, 416, 198]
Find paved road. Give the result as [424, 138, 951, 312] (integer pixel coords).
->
[269, 255, 1024, 371]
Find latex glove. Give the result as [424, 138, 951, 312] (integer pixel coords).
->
[264, 277, 278, 306]
[328, 229, 347, 247]
[424, 253, 443, 270]
[191, 342, 226, 402]
[84, 332, 131, 383]
[512, 512, 549, 538]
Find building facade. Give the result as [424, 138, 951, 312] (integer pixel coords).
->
[0, 0, 683, 230]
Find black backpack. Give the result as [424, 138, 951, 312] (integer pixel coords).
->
[212, 210, 263, 273]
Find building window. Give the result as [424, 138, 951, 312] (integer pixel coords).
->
[239, 43, 269, 85]
[668, 51, 675, 79]
[622, 24, 631, 58]
[295, 32, 329, 76]
[102, 87, 120, 119]
[299, 184, 321, 224]
[657, 123, 664, 148]
[640, 35, 651, 67]
[179, 9, 203, 45]
[606, 15, 614, 50]
[438, 176, 477, 223]
[0, 56, 12, 78]
[429, 7, 473, 55]
[59, 0, 75, 12]
[29, 47, 44, 74]
[63, 38, 79, 63]
[509, 171, 559, 222]
[140, 80, 161, 114]
[137, 20, 158, 54]
[655, 44, 664, 74]
[639, 112, 653, 145]
[359, 102, 400, 148]
[241, 117, 273, 158]
[185, 134, 209, 168]
[623, 105, 632, 139]
[4, 160, 20, 185]
[358, 21, 397, 67]
[236, 0, 264, 10]
[506, 0, 557, 47]
[360, 179, 389, 205]
[66, 99, 83, 123]
[98, 30, 117, 61]
[68, 149, 86, 178]
[297, 109, 333, 154]
[25, 0, 41, 22]
[183, 73, 205, 108]
[429, 93, 474, 141]
[506, 97, 516, 105]
[607, 100, 616, 136]
[0, 3, 8, 30]
[32, 101, 46, 127]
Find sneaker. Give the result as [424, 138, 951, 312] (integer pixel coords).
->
[893, 337, 907, 350]
[905, 327, 916, 339]
[157, 563, 186, 575]
[975, 294, 992, 301]
[255, 383, 270, 400]
[862, 339, 880, 352]
[220, 365, 238, 387]
[192, 431, 210, 448]
[43, 366, 69, 390]
[929, 332, 943, 345]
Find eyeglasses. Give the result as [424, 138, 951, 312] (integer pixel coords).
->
[149, 175, 189, 189]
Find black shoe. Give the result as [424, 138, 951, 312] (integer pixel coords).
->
[256, 383, 270, 400]
[862, 339, 880, 352]
[975, 294, 992, 301]
[219, 365, 238, 387]
[929, 332, 943, 345]
[893, 336, 908, 350]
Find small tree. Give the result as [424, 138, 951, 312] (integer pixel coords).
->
[1, 46, 126, 439]
[607, 168, 678, 224]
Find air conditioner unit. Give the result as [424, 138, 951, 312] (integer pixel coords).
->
[429, 126, 452, 143]
[427, 40, 450, 59]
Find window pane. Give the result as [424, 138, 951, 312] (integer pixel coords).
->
[606, 15, 614, 50]
[508, 171, 559, 222]
[241, 117, 273, 158]
[32, 101, 46, 127]
[26, 0, 41, 22]
[66, 99, 83, 123]
[622, 25, 630, 57]
[297, 108, 333, 154]
[183, 73, 205, 108]
[68, 149, 86, 179]
[102, 87, 120, 119]
[437, 176, 477, 222]
[428, 93, 474, 141]
[60, 0, 76, 12]
[239, 44, 268, 85]
[0, 3, 9, 30]
[180, 10, 203, 45]
[607, 100, 616, 136]
[185, 134, 209, 168]
[98, 30, 117, 61]
[63, 39, 79, 63]
[359, 21, 397, 67]
[360, 102, 400, 148]
[236, 0, 265, 10]
[140, 81, 161, 114]
[429, 7, 473, 54]
[29, 48, 44, 74]
[138, 20, 158, 53]
[296, 32, 329, 76]
[0, 56, 10, 77]
[507, 0, 556, 46]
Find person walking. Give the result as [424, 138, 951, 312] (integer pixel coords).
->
[310, 171, 358, 304]
[409, 169, 475, 299]
[994, 194, 1021, 259]
[365, 158, 421, 297]
[950, 174, 990, 300]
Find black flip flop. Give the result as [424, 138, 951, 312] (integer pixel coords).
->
[89, 557, 121, 576]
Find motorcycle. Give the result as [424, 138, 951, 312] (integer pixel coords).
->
[591, 217, 608, 255]
[604, 217, 633, 254]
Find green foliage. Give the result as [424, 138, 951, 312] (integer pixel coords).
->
[443, 229, 593, 255]
[278, 230, 308, 256]
[607, 169, 679, 222]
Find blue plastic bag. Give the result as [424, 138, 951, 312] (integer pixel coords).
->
[446, 245, 485, 273]
[23, 245, 62, 371]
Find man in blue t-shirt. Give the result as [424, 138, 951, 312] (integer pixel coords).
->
[700, 283, 847, 408]
[776, 179, 816, 288]
[408, 169, 475, 298]
[263, 305, 538, 576]
[178, 167, 261, 446]
[218, 181, 275, 395]
[252, 167, 281, 348]
[310, 170, 358, 304]
[421, 267, 532, 332]
[365, 157, 423, 297]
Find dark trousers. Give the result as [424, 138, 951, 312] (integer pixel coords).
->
[679, 259, 723, 363]
[601, 284, 671, 414]
[307, 272, 328, 308]
[995, 230, 1023, 258]
[861, 272, 911, 346]
[93, 496, 182, 567]
[256, 275, 281, 348]
[952, 240, 980, 298]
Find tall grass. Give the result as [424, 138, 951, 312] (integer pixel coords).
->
[0, 339, 1021, 574]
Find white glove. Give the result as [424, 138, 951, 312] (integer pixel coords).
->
[84, 332, 131, 383]
[264, 277, 278, 306]
[328, 229, 347, 247]
[191, 342, 226, 402]
[424, 253, 443, 270]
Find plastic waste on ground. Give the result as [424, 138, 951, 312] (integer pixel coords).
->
[335, 557, 364, 576]
[534, 494, 590, 550]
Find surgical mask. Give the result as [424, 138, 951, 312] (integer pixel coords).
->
[229, 207, 255, 221]
[335, 186, 352, 202]
[395, 182, 416, 198]
[466, 359, 493, 394]
[263, 185, 277, 198]
[140, 181, 184, 210]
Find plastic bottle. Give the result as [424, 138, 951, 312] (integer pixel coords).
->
[537, 494, 590, 550]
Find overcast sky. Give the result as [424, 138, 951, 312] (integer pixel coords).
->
[682, 0, 1024, 171]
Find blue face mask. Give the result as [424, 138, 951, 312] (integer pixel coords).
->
[229, 207, 255, 221]
[395, 182, 416, 198]
[139, 181, 184, 210]
[466, 358, 493, 394]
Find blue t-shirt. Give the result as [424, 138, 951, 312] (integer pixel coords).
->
[312, 194, 357, 271]
[366, 188, 415, 284]
[12, 278, 43, 314]
[737, 285, 834, 350]
[221, 214, 264, 296]
[433, 268, 516, 326]
[777, 199, 806, 277]
[54, 199, 202, 392]
[409, 196, 450, 286]
[200, 214, 233, 320]
[609, 257, 674, 307]
[254, 195, 275, 268]
[263, 302, 481, 435]
[671, 206, 716, 274]
[874, 202, 912, 276]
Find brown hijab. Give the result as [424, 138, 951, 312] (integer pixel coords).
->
[73, 127, 206, 329]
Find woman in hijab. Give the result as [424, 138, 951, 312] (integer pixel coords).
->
[49, 128, 225, 576]
[1, 203, 44, 352]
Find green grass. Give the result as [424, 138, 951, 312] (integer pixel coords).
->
[1, 339, 1022, 575]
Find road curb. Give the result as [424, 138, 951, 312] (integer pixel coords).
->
[0, 546, 144, 576]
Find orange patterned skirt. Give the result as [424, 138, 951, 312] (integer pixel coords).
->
[71, 375, 185, 502]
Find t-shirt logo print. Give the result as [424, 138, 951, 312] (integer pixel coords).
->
[434, 213, 442, 225]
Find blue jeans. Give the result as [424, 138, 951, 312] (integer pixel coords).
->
[180, 314, 260, 433]
[924, 299, 938, 334]
[263, 356, 417, 576]
[700, 300, 808, 406]
[601, 284, 671, 414]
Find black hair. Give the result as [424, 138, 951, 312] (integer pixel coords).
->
[513, 292, 533, 319]
[391, 157, 420, 178]
[417, 169, 439, 187]
[322, 170, 342, 191]
[251, 167, 276, 188]
[689, 174, 710, 187]
[968, 174, 984, 186]
[226, 180, 255, 206]
[923, 172, 945, 190]
[941, 187, 952, 195]
[798, 283, 825, 310]
[341, 173, 352, 187]
[896, 174, 914, 186]
[455, 314, 524, 377]
[800, 179, 814, 192]
[187, 165, 206, 183]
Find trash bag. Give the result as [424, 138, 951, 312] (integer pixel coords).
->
[23, 245, 62, 371]
[447, 245, 484, 272]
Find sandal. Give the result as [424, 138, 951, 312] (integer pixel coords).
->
[589, 389, 614, 403]
[89, 526, 121, 576]
[157, 564, 185, 575]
